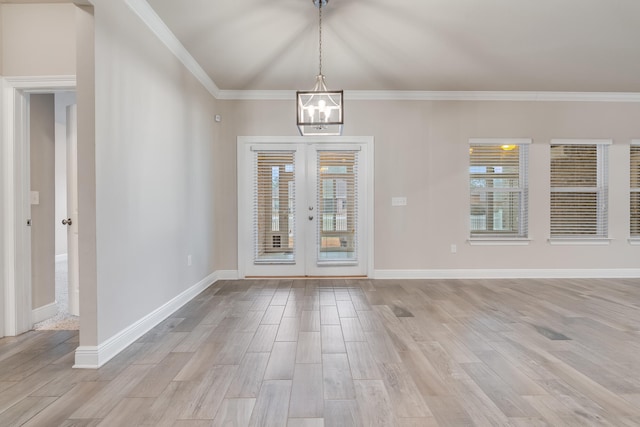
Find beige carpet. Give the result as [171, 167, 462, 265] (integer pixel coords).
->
[33, 258, 79, 331]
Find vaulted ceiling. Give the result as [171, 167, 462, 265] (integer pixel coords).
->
[138, 1, 640, 92]
[2, 0, 639, 92]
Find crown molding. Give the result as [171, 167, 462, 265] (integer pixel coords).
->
[128, 1, 640, 104]
[218, 89, 640, 102]
[3, 75, 76, 90]
[125, 0, 220, 98]
[217, 90, 296, 100]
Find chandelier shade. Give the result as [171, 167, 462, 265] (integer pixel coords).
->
[296, 0, 343, 136]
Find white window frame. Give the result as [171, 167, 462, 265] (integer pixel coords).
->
[468, 138, 531, 245]
[549, 139, 611, 245]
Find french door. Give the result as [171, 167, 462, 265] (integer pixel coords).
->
[238, 137, 372, 277]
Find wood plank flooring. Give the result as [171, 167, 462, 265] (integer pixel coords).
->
[1, 277, 640, 426]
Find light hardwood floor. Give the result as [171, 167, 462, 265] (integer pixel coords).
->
[1, 278, 640, 426]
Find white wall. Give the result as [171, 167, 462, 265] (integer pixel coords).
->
[221, 99, 640, 274]
[54, 91, 77, 257]
[1, 3, 76, 76]
[91, 0, 219, 344]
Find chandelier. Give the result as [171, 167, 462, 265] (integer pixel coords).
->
[296, 0, 343, 136]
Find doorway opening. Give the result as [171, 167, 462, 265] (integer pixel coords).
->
[30, 91, 79, 331]
[30, 91, 80, 330]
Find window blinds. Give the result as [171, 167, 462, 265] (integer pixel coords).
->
[469, 142, 529, 238]
[550, 142, 609, 238]
[254, 151, 296, 264]
[631, 144, 640, 237]
[316, 151, 358, 262]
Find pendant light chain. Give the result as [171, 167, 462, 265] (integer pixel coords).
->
[318, 1, 323, 76]
[296, 0, 343, 136]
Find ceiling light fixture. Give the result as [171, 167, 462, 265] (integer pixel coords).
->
[296, 0, 343, 136]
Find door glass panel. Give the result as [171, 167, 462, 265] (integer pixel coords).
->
[254, 152, 296, 263]
[316, 151, 358, 263]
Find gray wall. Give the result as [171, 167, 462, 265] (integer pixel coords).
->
[30, 94, 56, 310]
[221, 99, 640, 273]
[1, 3, 76, 76]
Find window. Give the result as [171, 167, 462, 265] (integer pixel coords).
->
[631, 142, 640, 238]
[254, 151, 296, 263]
[550, 139, 610, 239]
[469, 139, 530, 239]
[317, 151, 358, 261]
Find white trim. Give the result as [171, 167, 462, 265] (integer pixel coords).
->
[3, 78, 31, 336]
[239, 136, 374, 145]
[468, 239, 531, 246]
[125, 0, 220, 98]
[218, 90, 640, 102]
[373, 269, 640, 279]
[73, 270, 221, 369]
[550, 139, 613, 146]
[547, 238, 611, 245]
[628, 239, 640, 246]
[218, 90, 296, 100]
[469, 138, 532, 146]
[55, 253, 68, 263]
[631, 139, 640, 146]
[32, 302, 58, 324]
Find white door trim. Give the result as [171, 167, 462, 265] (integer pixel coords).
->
[2, 76, 76, 336]
[237, 136, 374, 278]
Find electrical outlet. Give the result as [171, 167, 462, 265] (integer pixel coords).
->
[187, 255, 192, 266]
[450, 244, 457, 254]
[391, 197, 407, 206]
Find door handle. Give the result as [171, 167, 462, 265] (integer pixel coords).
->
[62, 218, 72, 226]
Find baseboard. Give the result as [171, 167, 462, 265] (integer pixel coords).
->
[55, 253, 68, 263]
[32, 302, 58, 324]
[74, 269, 222, 369]
[373, 268, 640, 279]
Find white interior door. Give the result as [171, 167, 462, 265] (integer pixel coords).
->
[66, 104, 80, 316]
[238, 137, 372, 278]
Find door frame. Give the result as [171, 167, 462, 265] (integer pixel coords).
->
[2, 76, 76, 336]
[237, 136, 374, 279]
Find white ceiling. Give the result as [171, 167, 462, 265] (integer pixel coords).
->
[145, 0, 640, 92]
